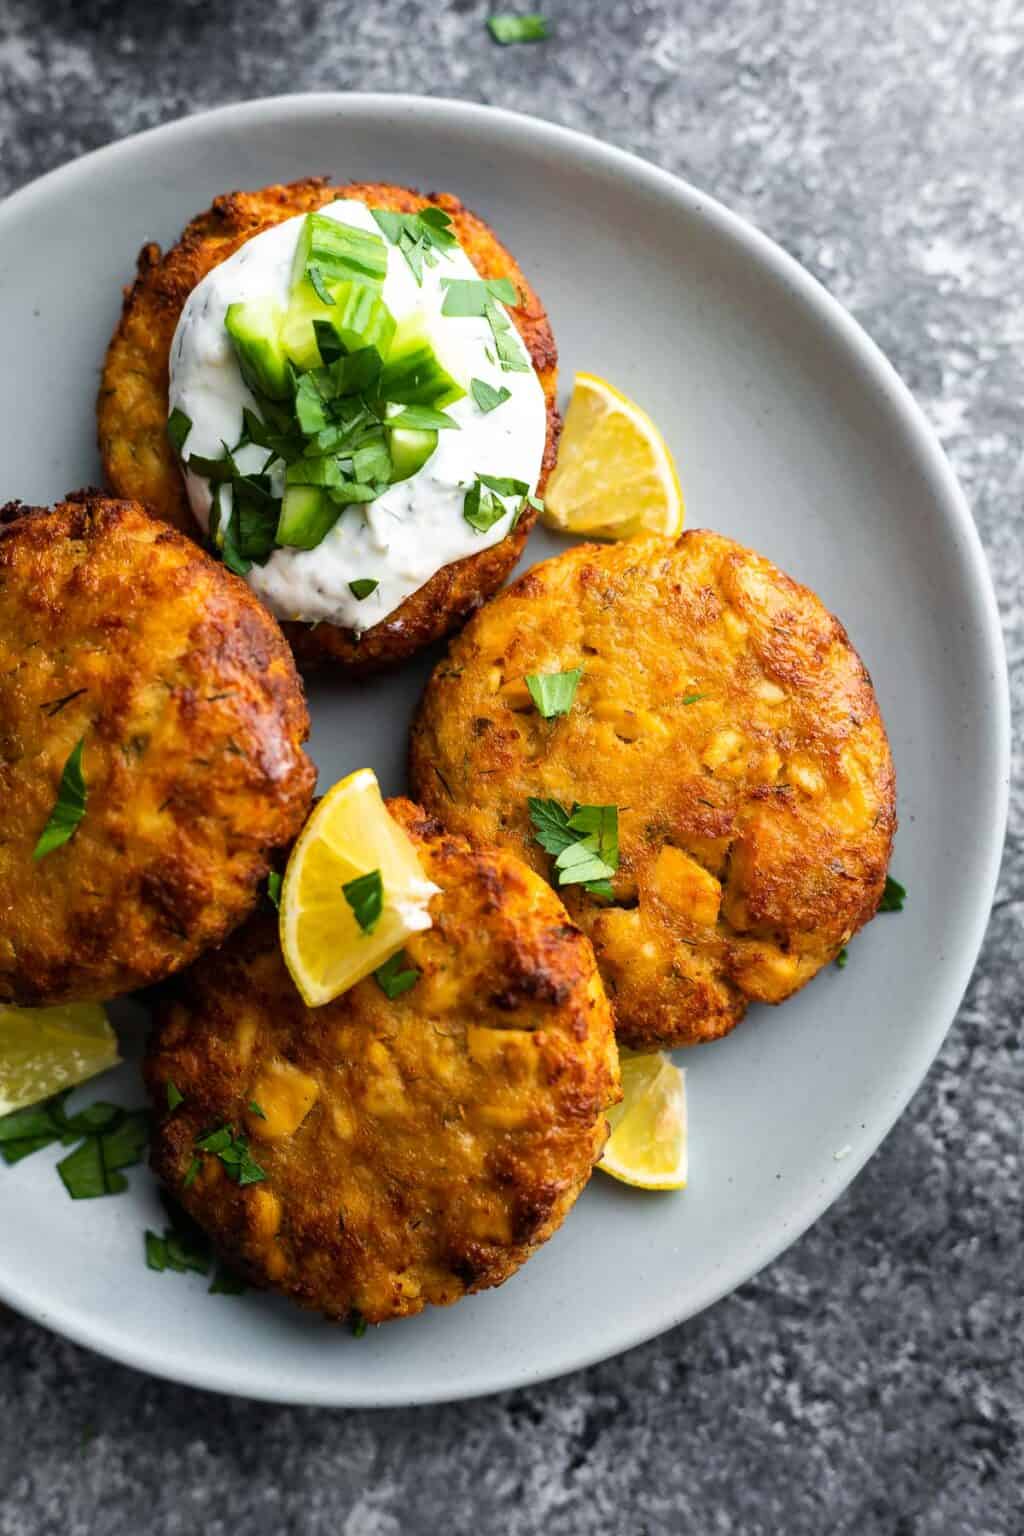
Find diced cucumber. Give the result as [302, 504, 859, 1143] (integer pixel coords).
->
[379, 312, 466, 409]
[290, 214, 388, 290]
[276, 484, 342, 549]
[225, 299, 291, 401]
[281, 280, 397, 372]
[387, 426, 438, 482]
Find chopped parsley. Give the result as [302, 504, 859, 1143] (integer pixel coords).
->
[0, 1090, 149, 1197]
[343, 869, 384, 934]
[463, 473, 541, 534]
[145, 1196, 247, 1295]
[166, 406, 192, 455]
[525, 667, 582, 719]
[470, 378, 512, 414]
[166, 1081, 184, 1112]
[375, 950, 421, 1000]
[440, 276, 518, 317]
[194, 1124, 265, 1186]
[487, 14, 550, 44]
[528, 798, 619, 897]
[248, 1100, 267, 1120]
[836, 947, 849, 969]
[483, 299, 530, 372]
[348, 578, 379, 601]
[879, 875, 907, 912]
[383, 404, 459, 431]
[370, 205, 458, 285]
[266, 870, 282, 910]
[34, 736, 88, 860]
[681, 693, 707, 706]
[351, 1310, 368, 1338]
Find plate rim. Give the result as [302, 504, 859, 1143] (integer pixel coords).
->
[0, 91, 1010, 1407]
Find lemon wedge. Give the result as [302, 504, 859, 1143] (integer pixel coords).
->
[598, 1051, 687, 1190]
[279, 768, 439, 1007]
[542, 371, 684, 540]
[0, 1002, 120, 1117]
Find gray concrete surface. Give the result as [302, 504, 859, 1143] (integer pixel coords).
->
[0, 1, 1020, 1532]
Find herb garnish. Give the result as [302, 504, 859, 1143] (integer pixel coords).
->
[525, 668, 582, 719]
[194, 1124, 266, 1185]
[145, 1196, 247, 1294]
[351, 1310, 368, 1338]
[681, 693, 707, 706]
[166, 1081, 184, 1112]
[879, 875, 906, 912]
[343, 870, 384, 934]
[488, 14, 550, 44]
[248, 1100, 267, 1120]
[34, 736, 88, 860]
[470, 378, 511, 414]
[374, 950, 421, 999]
[440, 277, 518, 316]
[166, 407, 192, 455]
[484, 299, 530, 372]
[370, 206, 458, 285]
[266, 871, 282, 910]
[463, 474, 542, 534]
[836, 948, 849, 969]
[528, 798, 619, 898]
[0, 1091, 149, 1197]
[348, 579, 379, 601]
[384, 405, 460, 431]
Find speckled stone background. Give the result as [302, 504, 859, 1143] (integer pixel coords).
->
[0, 1, 1020, 1532]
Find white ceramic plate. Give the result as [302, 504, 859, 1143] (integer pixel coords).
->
[0, 95, 1009, 1407]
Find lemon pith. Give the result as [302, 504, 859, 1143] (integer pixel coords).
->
[279, 768, 439, 1007]
[598, 1051, 687, 1190]
[542, 371, 684, 540]
[0, 1002, 120, 1116]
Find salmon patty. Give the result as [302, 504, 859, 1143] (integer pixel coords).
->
[410, 531, 897, 1050]
[145, 800, 619, 1324]
[99, 178, 560, 672]
[0, 494, 315, 1005]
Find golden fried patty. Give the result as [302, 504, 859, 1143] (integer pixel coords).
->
[99, 178, 560, 673]
[145, 800, 618, 1324]
[410, 531, 897, 1050]
[0, 495, 315, 1005]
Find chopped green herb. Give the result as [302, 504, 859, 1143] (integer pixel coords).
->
[343, 869, 383, 934]
[836, 947, 849, 969]
[248, 1100, 267, 1120]
[0, 1090, 148, 1196]
[880, 875, 906, 913]
[384, 404, 460, 431]
[34, 736, 88, 859]
[463, 473, 535, 534]
[209, 1266, 248, 1295]
[266, 870, 282, 910]
[370, 206, 458, 285]
[681, 693, 707, 706]
[525, 668, 582, 719]
[528, 798, 619, 896]
[351, 1310, 368, 1338]
[483, 299, 531, 372]
[145, 1230, 167, 1272]
[182, 1157, 201, 1189]
[166, 407, 192, 456]
[488, 13, 550, 44]
[166, 1081, 184, 1112]
[470, 378, 512, 414]
[440, 276, 518, 317]
[375, 950, 421, 1000]
[348, 578, 379, 601]
[194, 1124, 265, 1185]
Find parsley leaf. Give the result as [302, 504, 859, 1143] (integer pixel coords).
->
[836, 947, 849, 969]
[483, 299, 531, 372]
[440, 277, 518, 316]
[34, 736, 88, 859]
[248, 1101, 267, 1120]
[879, 875, 906, 912]
[343, 870, 383, 934]
[266, 871, 282, 910]
[525, 668, 582, 719]
[488, 14, 550, 44]
[370, 206, 457, 284]
[470, 378, 512, 414]
[375, 950, 421, 1000]
[681, 693, 707, 706]
[464, 474, 536, 534]
[166, 407, 192, 456]
[528, 799, 619, 896]
[527, 798, 576, 857]
[166, 1081, 184, 1112]
[348, 578, 379, 601]
[194, 1124, 265, 1185]
[384, 405, 460, 431]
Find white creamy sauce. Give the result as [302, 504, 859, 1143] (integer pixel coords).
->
[168, 199, 547, 632]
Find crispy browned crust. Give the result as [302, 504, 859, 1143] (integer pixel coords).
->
[98, 178, 560, 673]
[145, 799, 619, 1324]
[0, 494, 315, 1005]
[410, 531, 898, 1050]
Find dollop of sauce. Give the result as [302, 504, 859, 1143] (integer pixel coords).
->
[169, 199, 547, 632]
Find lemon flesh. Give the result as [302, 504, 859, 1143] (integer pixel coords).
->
[598, 1051, 688, 1190]
[279, 768, 439, 1007]
[542, 371, 684, 540]
[0, 1002, 120, 1116]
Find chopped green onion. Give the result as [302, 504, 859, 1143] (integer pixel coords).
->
[375, 950, 421, 999]
[525, 668, 582, 719]
[470, 378, 511, 413]
[348, 578, 379, 601]
[343, 870, 383, 934]
[488, 14, 550, 44]
[34, 736, 88, 860]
